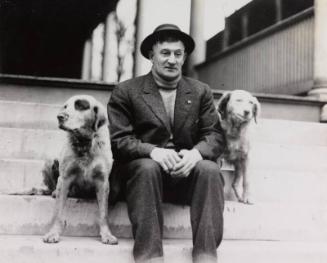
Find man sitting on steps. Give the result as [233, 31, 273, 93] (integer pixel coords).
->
[107, 23, 226, 263]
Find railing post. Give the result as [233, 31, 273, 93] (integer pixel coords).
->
[275, 0, 283, 22]
[188, 0, 206, 78]
[241, 12, 249, 39]
[81, 39, 92, 80]
[223, 17, 230, 50]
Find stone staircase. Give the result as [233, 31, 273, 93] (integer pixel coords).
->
[0, 77, 327, 262]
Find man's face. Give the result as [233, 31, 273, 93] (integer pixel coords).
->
[149, 40, 186, 82]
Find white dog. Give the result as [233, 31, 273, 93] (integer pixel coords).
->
[43, 95, 117, 244]
[217, 90, 260, 204]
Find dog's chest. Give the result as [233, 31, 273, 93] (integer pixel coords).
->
[73, 157, 98, 182]
[225, 139, 249, 161]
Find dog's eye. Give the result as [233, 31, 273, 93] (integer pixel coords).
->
[249, 101, 254, 105]
[74, 99, 90, 111]
[64, 105, 67, 109]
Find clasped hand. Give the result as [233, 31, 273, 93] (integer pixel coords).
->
[150, 148, 203, 177]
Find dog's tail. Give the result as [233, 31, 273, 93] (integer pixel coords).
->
[8, 159, 59, 196]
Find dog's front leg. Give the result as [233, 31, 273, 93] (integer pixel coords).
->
[43, 175, 73, 243]
[241, 158, 253, 205]
[232, 161, 244, 203]
[95, 179, 118, 245]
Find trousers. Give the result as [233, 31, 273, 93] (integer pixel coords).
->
[117, 158, 225, 263]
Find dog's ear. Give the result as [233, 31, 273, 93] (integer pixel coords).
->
[253, 97, 261, 123]
[93, 105, 107, 131]
[217, 92, 231, 119]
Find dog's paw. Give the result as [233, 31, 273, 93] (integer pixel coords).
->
[100, 232, 118, 245]
[242, 192, 254, 205]
[43, 232, 60, 243]
[232, 185, 243, 203]
[51, 190, 57, 198]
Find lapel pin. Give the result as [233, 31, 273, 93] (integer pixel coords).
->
[187, 100, 192, 104]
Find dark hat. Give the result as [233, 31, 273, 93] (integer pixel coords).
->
[140, 24, 195, 59]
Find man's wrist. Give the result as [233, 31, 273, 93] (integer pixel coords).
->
[191, 148, 203, 161]
[147, 145, 157, 157]
[150, 147, 160, 159]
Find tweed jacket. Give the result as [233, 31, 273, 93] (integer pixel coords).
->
[107, 73, 225, 202]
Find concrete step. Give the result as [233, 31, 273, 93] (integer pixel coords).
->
[0, 159, 45, 193]
[0, 235, 326, 263]
[0, 101, 60, 130]
[0, 128, 64, 160]
[0, 127, 326, 171]
[247, 142, 327, 173]
[0, 76, 112, 106]
[0, 74, 324, 123]
[1, 158, 327, 203]
[253, 118, 327, 146]
[0, 195, 326, 241]
[1, 98, 327, 146]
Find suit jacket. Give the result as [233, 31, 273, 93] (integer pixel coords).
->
[107, 72, 225, 203]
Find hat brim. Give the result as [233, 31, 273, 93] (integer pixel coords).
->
[140, 29, 195, 59]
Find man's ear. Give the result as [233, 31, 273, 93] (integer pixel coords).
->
[183, 52, 187, 63]
[148, 50, 154, 61]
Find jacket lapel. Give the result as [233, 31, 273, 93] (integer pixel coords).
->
[142, 74, 172, 133]
[173, 78, 194, 137]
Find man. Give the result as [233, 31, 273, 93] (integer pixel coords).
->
[107, 24, 225, 263]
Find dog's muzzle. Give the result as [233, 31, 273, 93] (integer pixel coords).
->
[57, 113, 68, 126]
[233, 112, 251, 123]
[243, 110, 250, 117]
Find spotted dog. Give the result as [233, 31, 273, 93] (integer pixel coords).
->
[43, 95, 118, 244]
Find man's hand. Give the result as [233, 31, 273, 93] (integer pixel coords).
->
[170, 149, 203, 178]
[150, 148, 181, 173]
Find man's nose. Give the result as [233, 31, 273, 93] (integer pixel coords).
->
[167, 54, 177, 64]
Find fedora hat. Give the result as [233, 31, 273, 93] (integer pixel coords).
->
[140, 24, 195, 59]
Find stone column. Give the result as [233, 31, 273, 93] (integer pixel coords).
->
[81, 39, 92, 80]
[188, 0, 206, 78]
[102, 14, 111, 82]
[134, 0, 148, 77]
[308, 0, 327, 100]
[307, 0, 327, 121]
[102, 13, 119, 82]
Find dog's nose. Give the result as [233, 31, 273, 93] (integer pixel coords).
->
[57, 113, 68, 123]
[244, 110, 250, 116]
